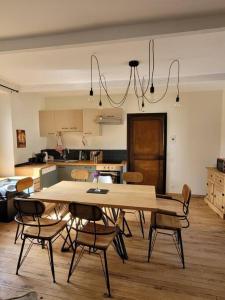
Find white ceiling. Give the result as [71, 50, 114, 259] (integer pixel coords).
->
[1, 0, 225, 93]
[1, 0, 225, 39]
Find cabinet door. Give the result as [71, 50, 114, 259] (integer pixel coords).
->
[39, 111, 56, 136]
[214, 189, 225, 212]
[83, 109, 101, 136]
[55, 110, 83, 132]
[207, 181, 214, 203]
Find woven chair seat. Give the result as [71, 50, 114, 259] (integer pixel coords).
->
[155, 213, 182, 230]
[23, 218, 67, 239]
[76, 223, 116, 249]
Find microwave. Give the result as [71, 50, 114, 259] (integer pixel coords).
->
[217, 158, 225, 173]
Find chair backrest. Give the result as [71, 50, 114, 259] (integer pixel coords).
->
[123, 172, 143, 184]
[182, 184, 192, 215]
[14, 198, 45, 222]
[69, 202, 103, 221]
[71, 169, 89, 181]
[16, 177, 33, 193]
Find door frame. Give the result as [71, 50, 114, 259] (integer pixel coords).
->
[127, 113, 167, 194]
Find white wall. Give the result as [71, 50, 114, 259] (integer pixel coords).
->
[45, 91, 222, 195]
[11, 93, 46, 165]
[0, 93, 15, 176]
[220, 90, 225, 157]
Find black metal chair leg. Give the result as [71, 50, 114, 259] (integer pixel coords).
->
[14, 224, 20, 244]
[16, 238, 26, 274]
[142, 210, 145, 224]
[177, 229, 185, 269]
[148, 227, 153, 262]
[67, 244, 77, 282]
[48, 241, 56, 283]
[103, 250, 111, 298]
[122, 217, 133, 237]
[138, 210, 145, 238]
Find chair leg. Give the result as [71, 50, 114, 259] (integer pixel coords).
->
[48, 241, 56, 283]
[142, 210, 145, 224]
[16, 238, 26, 274]
[148, 226, 153, 262]
[67, 244, 78, 282]
[103, 250, 111, 298]
[177, 229, 185, 269]
[122, 217, 133, 237]
[138, 210, 145, 238]
[14, 224, 21, 244]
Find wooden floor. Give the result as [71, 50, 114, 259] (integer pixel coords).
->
[0, 197, 225, 300]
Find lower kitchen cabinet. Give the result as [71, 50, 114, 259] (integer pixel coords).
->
[40, 165, 58, 188]
[57, 165, 96, 182]
[205, 167, 225, 219]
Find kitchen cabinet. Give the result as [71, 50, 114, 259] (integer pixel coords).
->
[83, 109, 101, 136]
[40, 165, 58, 188]
[54, 110, 83, 132]
[39, 110, 83, 136]
[39, 111, 56, 136]
[57, 165, 96, 182]
[205, 167, 225, 219]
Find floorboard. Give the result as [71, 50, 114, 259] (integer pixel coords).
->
[0, 197, 225, 300]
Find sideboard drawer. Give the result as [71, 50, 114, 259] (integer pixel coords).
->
[208, 170, 215, 181]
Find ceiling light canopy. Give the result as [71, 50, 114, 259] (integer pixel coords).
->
[89, 40, 180, 110]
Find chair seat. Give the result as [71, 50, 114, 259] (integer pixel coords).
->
[155, 213, 182, 230]
[23, 218, 67, 239]
[76, 223, 116, 249]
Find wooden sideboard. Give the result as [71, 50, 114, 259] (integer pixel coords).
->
[205, 167, 225, 219]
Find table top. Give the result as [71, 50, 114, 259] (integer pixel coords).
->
[30, 181, 157, 211]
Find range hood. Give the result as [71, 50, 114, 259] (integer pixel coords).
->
[96, 108, 124, 124]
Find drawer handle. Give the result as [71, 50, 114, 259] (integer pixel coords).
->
[222, 206, 224, 209]
[220, 180, 222, 182]
[206, 183, 208, 186]
[222, 193, 224, 196]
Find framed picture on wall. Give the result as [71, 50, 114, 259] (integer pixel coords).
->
[16, 129, 26, 148]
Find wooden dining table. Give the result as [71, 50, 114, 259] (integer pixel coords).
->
[30, 181, 157, 259]
[30, 180, 157, 211]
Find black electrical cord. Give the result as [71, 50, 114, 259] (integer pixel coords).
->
[89, 40, 180, 110]
[0, 84, 19, 93]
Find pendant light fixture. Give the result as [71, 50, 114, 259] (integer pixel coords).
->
[89, 40, 180, 110]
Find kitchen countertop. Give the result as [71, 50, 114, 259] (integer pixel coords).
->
[14, 160, 126, 178]
[50, 160, 126, 167]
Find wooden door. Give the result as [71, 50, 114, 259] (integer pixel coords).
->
[127, 113, 167, 194]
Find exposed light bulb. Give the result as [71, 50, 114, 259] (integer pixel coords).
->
[176, 95, 180, 102]
[141, 99, 145, 108]
[150, 84, 155, 94]
[89, 88, 93, 96]
[99, 99, 102, 106]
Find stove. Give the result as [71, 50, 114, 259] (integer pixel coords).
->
[96, 164, 122, 183]
[96, 164, 122, 171]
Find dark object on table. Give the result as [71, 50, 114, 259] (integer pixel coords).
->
[86, 188, 109, 194]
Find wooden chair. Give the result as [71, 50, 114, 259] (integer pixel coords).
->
[122, 171, 145, 238]
[14, 177, 34, 244]
[71, 169, 89, 181]
[14, 198, 68, 282]
[148, 184, 192, 268]
[67, 202, 125, 297]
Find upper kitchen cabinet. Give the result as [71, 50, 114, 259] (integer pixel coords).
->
[54, 110, 83, 132]
[39, 111, 56, 136]
[39, 110, 83, 136]
[83, 109, 102, 136]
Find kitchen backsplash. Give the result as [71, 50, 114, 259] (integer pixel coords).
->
[42, 149, 127, 163]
